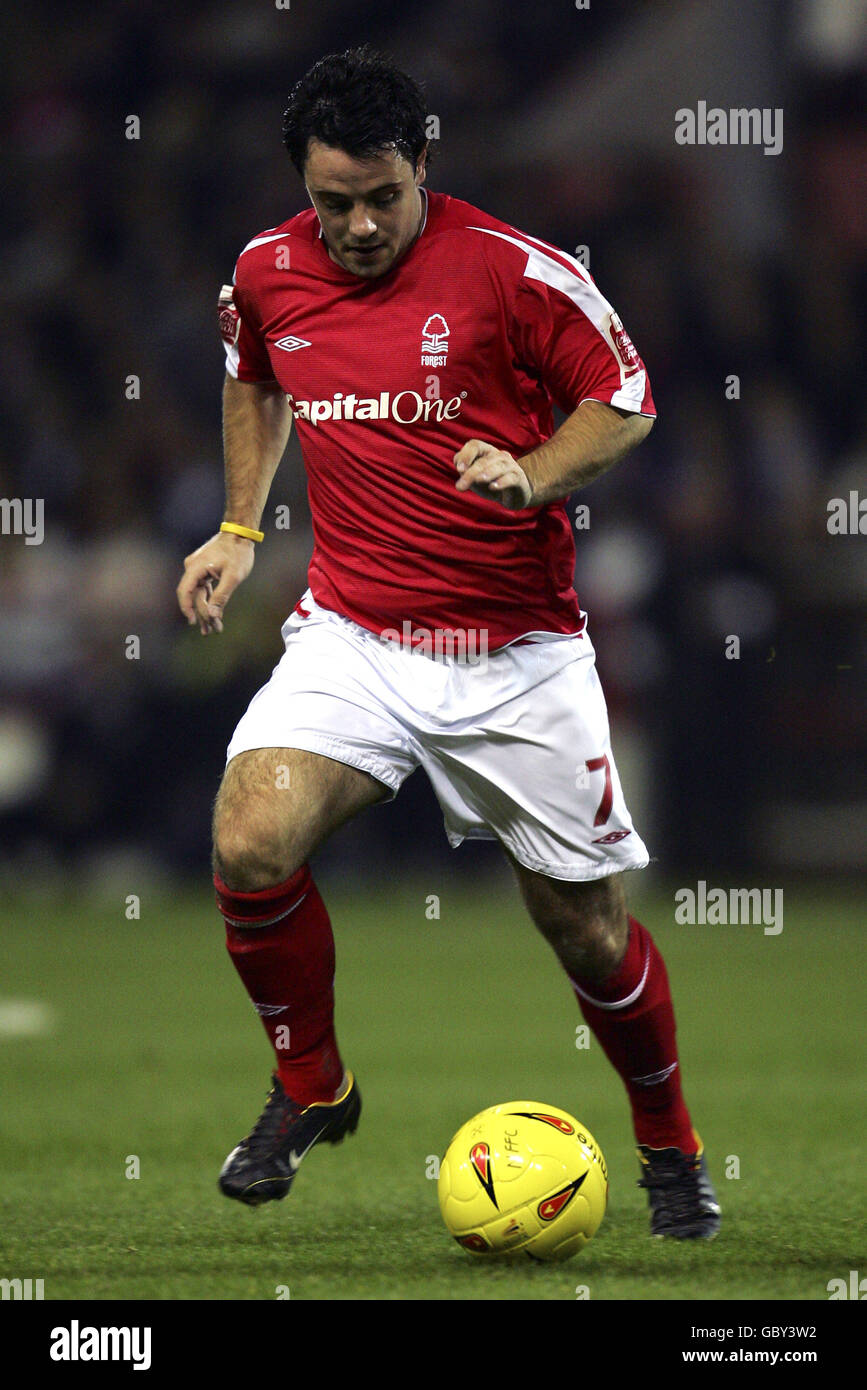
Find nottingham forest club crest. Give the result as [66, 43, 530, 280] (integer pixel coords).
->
[421, 313, 450, 367]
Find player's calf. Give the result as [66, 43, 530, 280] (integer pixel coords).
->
[511, 858, 711, 1219]
[211, 747, 387, 1205]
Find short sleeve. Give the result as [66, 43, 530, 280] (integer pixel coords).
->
[509, 250, 655, 418]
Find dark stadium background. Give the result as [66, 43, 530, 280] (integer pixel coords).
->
[0, 0, 864, 893]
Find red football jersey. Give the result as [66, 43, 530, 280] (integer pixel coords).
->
[220, 189, 655, 650]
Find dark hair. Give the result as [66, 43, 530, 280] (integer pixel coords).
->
[282, 47, 429, 177]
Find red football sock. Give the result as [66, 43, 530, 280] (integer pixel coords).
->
[215, 864, 345, 1108]
[569, 915, 696, 1153]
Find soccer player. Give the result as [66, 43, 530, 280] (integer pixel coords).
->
[176, 47, 720, 1239]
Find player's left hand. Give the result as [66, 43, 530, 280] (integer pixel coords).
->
[454, 439, 534, 510]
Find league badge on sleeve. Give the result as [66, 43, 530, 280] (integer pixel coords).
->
[609, 311, 640, 373]
[218, 285, 241, 346]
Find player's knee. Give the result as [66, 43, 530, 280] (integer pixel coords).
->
[519, 868, 628, 981]
[549, 916, 625, 981]
[212, 789, 300, 892]
[571, 916, 628, 981]
[572, 880, 628, 971]
[212, 833, 293, 893]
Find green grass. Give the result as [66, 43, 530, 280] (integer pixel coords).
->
[0, 878, 863, 1301]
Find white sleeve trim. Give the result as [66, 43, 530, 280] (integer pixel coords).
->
[578, 392, 654, 415]
[236, 229, 285, 260]
[579, 379, 650, 412]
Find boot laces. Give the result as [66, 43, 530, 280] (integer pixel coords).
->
[243, 1079, 298, 1158]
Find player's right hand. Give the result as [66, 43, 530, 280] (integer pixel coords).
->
[176, 531, 257, 635]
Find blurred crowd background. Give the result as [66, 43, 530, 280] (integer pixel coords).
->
[1, 0, 864, 889]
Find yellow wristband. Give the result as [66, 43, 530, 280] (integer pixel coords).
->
[220, 521, 264, 543]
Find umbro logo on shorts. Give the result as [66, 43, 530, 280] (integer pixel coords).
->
[275, 335, 312, 352]
[591, 829, 632, 845]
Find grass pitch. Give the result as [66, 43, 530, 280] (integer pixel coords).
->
[0, 875, 863, 1301]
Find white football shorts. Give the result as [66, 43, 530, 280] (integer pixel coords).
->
[226, 589, 650, 881]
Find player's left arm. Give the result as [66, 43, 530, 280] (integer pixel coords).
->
[454, 400, 654, 511]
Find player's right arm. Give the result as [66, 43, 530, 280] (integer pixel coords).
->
[176, 375, 292, 635]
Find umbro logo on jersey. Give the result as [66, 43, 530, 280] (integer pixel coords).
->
[420, 313, 449, 367]
[275, 335, 312, 352]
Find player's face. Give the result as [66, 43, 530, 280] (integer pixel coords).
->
[304, 140, 427, 279]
